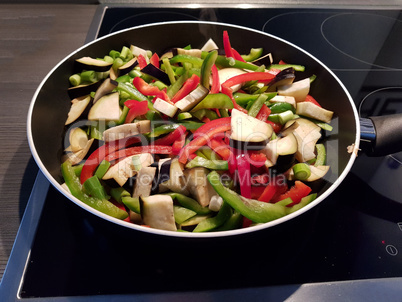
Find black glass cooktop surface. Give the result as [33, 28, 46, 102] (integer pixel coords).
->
[1, 5, 402, 301]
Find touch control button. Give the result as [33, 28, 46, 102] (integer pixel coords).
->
[398, 222, 402, 232]
[385, 245, 398, 256]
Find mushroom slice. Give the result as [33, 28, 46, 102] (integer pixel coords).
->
[67, 127, 89, 152]
[307, 165, 330, 182]
[102, 153, 154, 186]
[64, 138, 94, 166]
[102, 120, 151, 142]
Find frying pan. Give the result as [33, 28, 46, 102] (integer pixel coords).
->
[27, 21, 402, 238]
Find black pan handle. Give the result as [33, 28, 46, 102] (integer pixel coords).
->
[360, 113, 402, 156]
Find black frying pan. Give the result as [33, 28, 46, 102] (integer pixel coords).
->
[27, 21, 402, 238]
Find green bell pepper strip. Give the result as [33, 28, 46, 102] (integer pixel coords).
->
[110, 187, 131, 204]
[174, 206, 197, 225]
[200, 50, 218, 89]
[192, 109, 219, 121]
[195, 150, 208, 159]
[94, 160, 111, 179]
[287, 193, 317, 214]
[115, 106, 129, 125]
[269, 102, 296, 114]
[214, 210, 243, 231]
[148, 121, 203, 138]
[177, 121, 204, 131]
[202, 52, 260, 71]
[190, 93, 234, 112]
[193, 201, 232, 232]
[233, 92, 260, 107]
[83, 175, 109, 200]
[61, 161, 128, 220]
[72, 163, 84, 177]
[200, 146, 222, 161]
[169, 54, 203, 67]
[247, 94, 269, 118]
[167, 71, 189, 99]
[165, 192, 211, 215]
[162, 58, 176, 84]
[177, 112, 192, 120]
[207, 171, 288, 223]
[148, 123, 181, 138]
[115, 74, 133, 83]
[185, 156, 228, 170]
[314, 144, 326, 166]
[241, 48, 264, 62]
[116, 82, 148, 102]
[269, 64, 305, 72]
[122, 196, 141, 214]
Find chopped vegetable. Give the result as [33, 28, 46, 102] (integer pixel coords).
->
[62, 30, 335, 232]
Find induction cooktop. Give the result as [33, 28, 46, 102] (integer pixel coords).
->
[1, 5, 402, 301]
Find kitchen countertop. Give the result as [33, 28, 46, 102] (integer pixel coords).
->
[0, 4, 97, 282]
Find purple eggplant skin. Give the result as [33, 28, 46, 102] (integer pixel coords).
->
[118, 58, 139, 76]
[266, 68, 295, 92]
[141, 63, 171, 85]
[229, 138, 269, 151]
[67, 80, 104, 99]
[75, 57, 113, 72]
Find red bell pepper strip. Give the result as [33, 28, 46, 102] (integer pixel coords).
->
[192, 116, 231, 139]
[251, 174, 270, 185]
[255, 104, 271, 122]
[222, 72, 276, 88]
[266, 119, 283, 133]
[111, 200, 130, 222]
[153, 125, 186, 146]
[172, 130, 188, 155]
[304, 95, 322, 107]
[258, 182, 278, 203]
[150, 53, 160, 68]
[170, 74, 200, 103]
[251, 185, 266, 200]
[80, 136, 142, 184]
[210, 64, 220, 94]
[221, 85, 248, 113]
[124, 100, 149, 123]
[231, 48, 246, 62]
[223, 30, 235, 59]
[247, 151, 267, 168]
[221, 72, 276, 114]
[133, 77, 170, 103]
[272, 181, 312, 206]
[236, 153, 252, 199]
[137, 54, 148, 69]
[242, 217, 253, 228]
[207, 138, 231, 161]
[105, 145, 173, 162]
[279, 60, 287, 65]
[178, 118, 231, 164]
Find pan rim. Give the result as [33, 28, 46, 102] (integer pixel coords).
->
[27, 20, 360, 238]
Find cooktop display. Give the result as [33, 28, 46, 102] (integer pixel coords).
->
[1, 5, 402, 301]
